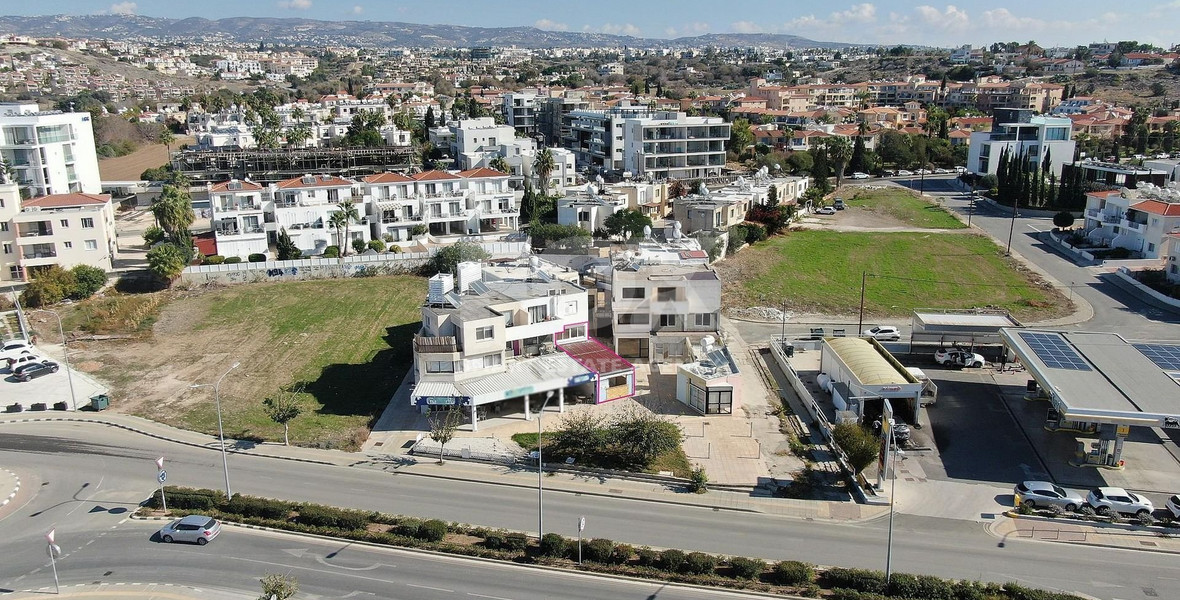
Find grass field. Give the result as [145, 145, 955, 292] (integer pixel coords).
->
[843, 187, 967, 229]
[511, 432, 692, 477]
[721, 230, 1067, 319]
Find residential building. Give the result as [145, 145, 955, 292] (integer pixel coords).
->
[1082, 185, 1180, 259]
[1064, 161, 1169, 190]
[411, 258, 635, 430]
[966, 109, 1076, 177]
[362, 172, 421, 243]
[1167, 234, 1180, 284]
[605, 180, 670, 219]
[609, 262, 723, 363]
[502, 93, 538, 138]
[0, 187, 118, 282]
[0, 103, 100, 199]
[671, 187, 755, 234]
[537, 95, 589, 146]
[446, 117, 515, 165]
[363, 168, 521, 241]
[270, 174, 369, 255]
[207, 180, 269, 259]
[557, 187, 628, 232]
[1144, 159, 1180, 184]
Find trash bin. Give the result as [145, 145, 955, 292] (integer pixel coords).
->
[783, 343, 795, 357]
[90, 394, 110, 411]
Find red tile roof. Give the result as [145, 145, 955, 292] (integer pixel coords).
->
[559, 339, 633, 376]
[412, 170, 461, 181]
[458, 167, 509, 179]
[209, 180, 263, 192]
[194, 231, 217, 257]
[276, 174, 354, 189]
[363, 172, 414, 184]
[1131, 200, 1180, 216]
[23, 193, 110, 208]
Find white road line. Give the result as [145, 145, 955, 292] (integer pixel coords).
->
[468, 593, 513, 600]
[406, 583, 454, 593]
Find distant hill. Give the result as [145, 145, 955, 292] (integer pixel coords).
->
[0, 14, 855, 49]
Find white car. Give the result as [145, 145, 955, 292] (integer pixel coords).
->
[896, 169, 914, 177]
[6, 353, 45, 371]
[954, 166, 967, 174]
[1167, 495, 1180, 519]
[815, 206, 837, 215]
[863, 326, 901, 341]
[851, 172, 869, 179]
[1086, 487, 1153, 517]
[1, 339, 34, 364]
[934, 348, 986, 368]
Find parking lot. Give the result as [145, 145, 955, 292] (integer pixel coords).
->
[2, 343, 108, 413]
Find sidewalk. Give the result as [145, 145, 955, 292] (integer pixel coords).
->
[5, 583, 249, 599]
[991, 514, 1180, 555]
[0, 467, 18, 508]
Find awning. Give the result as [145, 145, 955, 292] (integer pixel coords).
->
[461, 352, 592, 405]
[560, 339, 634, 376]
[411, 381, 468, 406]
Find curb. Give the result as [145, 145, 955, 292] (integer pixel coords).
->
[1, 468, 18, 507]
[994, 513, 1180, 556]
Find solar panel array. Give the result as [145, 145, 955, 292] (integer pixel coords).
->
[1017, 332, 1092, 371]
[1133, 343, 1180, 371]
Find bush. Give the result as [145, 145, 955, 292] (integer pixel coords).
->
[143, 225, 165, 245]
[20, 265, 75, 307]
[149, 487, 225, 511]
[70, 265, 108, 299]
[503, 532, 530, 552]
[635, 546, 660, 567]
[351, 239, 367, 254]
[296, 504, 371, 530]
[389, 245, 402, 254]
[482, 531, 506, 550]
[418, 519, 448, 542]
[681, 551, 717, 575]
[538, 533, 568, 558]
[773, 560, 816, 585]
[583, 538, 616, 563]
[323, 245, 341, 258]
[394, 518, 422, 538]
[204, 255, 225, 265]
[831, 422, 880, 475]
[224, 256, 243, 264]
[224, 495, 290, 520]
[744, 222, 767, 244]
[688, 466, 708, 494]
[611, 543, 633, 565]
[367, 239, 387, 253]
[822, 568, 888, 594]
[248, 253, 267, 262]
[827, 589, 890, 600]
[658, 548, 686, 572]
[727, 556, 766, 580]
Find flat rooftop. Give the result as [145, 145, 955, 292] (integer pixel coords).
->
[826, 337, 910, 386]
[914, 311, 1022, 328]
[1001, 329, 1180, 425]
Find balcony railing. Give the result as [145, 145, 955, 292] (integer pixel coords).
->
[17, 227, 53, 237]
[1123, 220, 1144, 231]
[21, 250, 56, 259]
[414, 335, 459, 353]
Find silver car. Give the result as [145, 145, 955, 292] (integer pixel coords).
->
[159, 515, 222, 545]
[1086, 487, 1154, 517]
[1014, 481, 1084, 512]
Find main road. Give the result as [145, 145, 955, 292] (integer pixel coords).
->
[1, 422, 1176, 599]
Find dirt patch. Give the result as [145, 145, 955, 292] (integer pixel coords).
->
[98, 135, 194, 181]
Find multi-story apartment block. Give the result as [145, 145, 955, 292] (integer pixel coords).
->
[0, 103, 100, 199]
[502, 93, 539, 138]
[967, 109, 1076, 178]
[557, 188, 628, 232]
[609, 262, 722, 363]
[0, 182, 118, 282]
[207, 180, 269, 259]
[1082, 186, 1180, 259]
[411, 259, 635, 430]
[363, 168, 520, 241]
[671, 188, 754, 234]
[537, 96, 589, 147]
[270, 174, 369, 255]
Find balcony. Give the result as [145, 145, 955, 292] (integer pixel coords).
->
[1122, 219, 1145, 231]
[1102, 215, 1121, 225]
[216, 203, 262, 212]
[414, 335, 459, 354]
[17, 225, 53, 237]
[1085, 209, 1100, 220]
[21, 246, 56, 260]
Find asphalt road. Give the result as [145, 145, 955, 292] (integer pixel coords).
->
[2, 422, 1179, 600]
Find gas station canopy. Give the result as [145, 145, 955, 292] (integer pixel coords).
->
[911, 309, 1023, 346]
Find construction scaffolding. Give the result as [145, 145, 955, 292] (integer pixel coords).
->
[170, 146, 417, 186]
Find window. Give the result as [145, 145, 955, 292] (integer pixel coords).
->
[475, 325, 494, 340]
[60, 219, 69, 228]
[327, 189, 340, 202]
[556, 325, 585, 341]
[81, 217, 94, 228]
[693, 313, 714, 328]
[528, 305, 548, 323]
[426, 360, 455, 373]
[617, 313, 650, 325]
[687, 384, 706, 413]
[656, 287, 676, 301]
[1148, 243, 1155, 252]
[0, 223, 6, 232]
[658, 314, 677, 327]
[481, 354, 501, 368]
[84, 240, 98, 251]
[622, 287, 645, 299]
[63, 241, 73, 249]
[707, 388, 733, 414]
[2, 243, 10, 254]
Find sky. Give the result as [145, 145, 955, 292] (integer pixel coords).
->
[11, 1, 1180, 48]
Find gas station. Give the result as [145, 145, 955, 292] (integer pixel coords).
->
[1000, 329, 1180, 469]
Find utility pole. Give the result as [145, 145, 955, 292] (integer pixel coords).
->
[857, 271, 867, 333]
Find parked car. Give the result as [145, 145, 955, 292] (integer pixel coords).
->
[851, 172, 869, 179]
[954, 166, 967, 174]
[815, 206, 837, 215]
[833, 198, 846, 210]
[7, 353, 45, 371]
[158, 515, 222, 545]
[1, 339, 34, 364]
[934, 348, 986, 368]
[1086, 487, 1153, 517]
[14, 360, 59, 382]
[934, 168, 950, 174]
[1167, 495, 1180, 519]
[897, 169, 914, 177]
[863, 325, 901, 341]
[1014, 481, 1085, 512]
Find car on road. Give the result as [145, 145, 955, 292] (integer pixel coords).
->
[833, 198, 846, 210]
[1014, 481, 1085, 512]
[915, 168, 931, 175]
[934, 348, 986, 368]
[1167, 495, 1180, 518]
[954, 166, 967, 174]
[1086, 487, 1153, 517]
[863, 325, 902, 341]
[851, 172, 869, 179]
[1, 339, 34, 364]
[815, 206, 837, 215]
[159, 515, 222, 545]
[934, 168, 950, 174]
[897, 169, 914, 177]
[14, 360, 59, 382]
[7, 353, 45, 371]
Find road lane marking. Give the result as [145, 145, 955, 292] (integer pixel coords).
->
[468, 594, 513, 600]
[316, 556, 387, 571]
[407, 583, 453, 593]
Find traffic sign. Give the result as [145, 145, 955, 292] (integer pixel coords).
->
[578, 516, 586, 532]
[158, 470, 167, 484]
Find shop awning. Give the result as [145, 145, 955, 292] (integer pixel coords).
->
[411, 381, 468, 406]
[560, 339, 634, 376]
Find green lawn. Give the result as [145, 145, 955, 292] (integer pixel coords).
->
[511, 431, 692, 477]
[728, 230, 1066, 319]
[843, 187, 967, 229]
[169, 276, 423, 449]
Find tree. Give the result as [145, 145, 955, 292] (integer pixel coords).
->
[146, 243, 187, 283]
[333, 200, 360, 256]
[263, 386, 304, 446]
[831, 422, 879, 475]
[70, 265, 108, 299]
[1151, 82, 1168, 97]
[609, 407, 683, 469]
[247, 107, 283, 150]
[428, 408, 464, 464]
[849, 122, 869, 175]
[729, 118, 754, 158]
[151, 185, 195, 236]
[424, 106, 436, 130]
[429, 241, 490, 275]
[158, 128, 175, 154]
[275, 228, 301, 260]
[766, 184, 778, 206]
[1053, 211, 1076, 229]
[257, 573, 298, 600]
[533, 147, 556, 196]
[328, 211, 348, 254]
[669, 180, 687, 199]
[603, 209, 652, 240]
[489, 155, 510, 174]
[285, 123, 312, 148]
[20, 265, 75, 307]
[345, 109, 387, 147]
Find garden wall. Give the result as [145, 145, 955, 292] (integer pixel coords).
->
[1110, 268, 1180, 314]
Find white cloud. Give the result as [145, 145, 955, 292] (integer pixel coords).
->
[665, 22, 710, 38]
[980, 8, 1043, 30]
[534, 19, 569, 32]
[276, 0, 312, 9]
[108, 2, 137, 14]
[914, 4, 969, 31]
[597, 23, 642, 36]
[352, 5, 363, 14]
[831, 3, 877, 24]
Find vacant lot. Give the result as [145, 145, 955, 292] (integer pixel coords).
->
[716, 230, 1069, 320]
[842, 187, 966, 229]
[62, 276, 424, 449]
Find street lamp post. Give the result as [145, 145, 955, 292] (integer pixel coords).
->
[1006, 199, 1018, 256]
[32, 309, 77, 411]
[885, 426, 905, 586]
[190, 361, 240, 499]
[536, 390, 556, 540]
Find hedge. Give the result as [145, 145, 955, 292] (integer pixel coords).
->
[204, 255, 226, 265]
[538, 533, 568, 558]
[823, 568, 889, 595]
[583, 538, 616, 563]
[682, 551, 717, 575]
[773, 560, 817, 585]
[224, 256, 243, 264]
[419, 519, 448, 542]
[728, 556, 766, 580]
[248, 253, 267, 262]
[659, 548, 686, 572]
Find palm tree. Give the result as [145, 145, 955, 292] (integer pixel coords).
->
[286, 124, 312, 148]
[290, 106, 305, 123]
[334, 199, 360, 256]
[151, 185, 195, 236]
[328, 211, 348, 253]
[158, 129, 175, 154]
[533, 147, 556, 197]
[489, 156, 510, 174]
[824, 137, 853, 189]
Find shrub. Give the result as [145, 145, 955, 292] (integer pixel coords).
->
[658, 548, 686, 572]
[394, 518, 422, 538]
[224, 495, 290, 520]
[583, 538, 616, 563]
[70, 265, 108, 299]
[681, 551, 717, 575]
[827, 589, 890, 600]
[143, 225, 165, 245]
[389, 245, 402, 254]
[323, 245, 340, 258]
[482, 531, 506, 550]
[418, 519, 448, 542]
[538, 533, 568, 558]
[611, 543, 633, 565]
[296, 504, 371, 530]
[248, 253, 267, 262]
[149, 487, 225, 511]
[773, 560, 816, 585]
[204, 255, 226, 265]
[367, 239, 387, 253]
[224, 256, 243, 264]
[688, 466, 708, 494]
[744, 222, 767, 244]
[20, 264, 75, 307]
[727, 556, 766, 580]
[351, 239, 367, 254]
[822, 568, 888, 594]
[635, 546, 660, 567]
[831, 422, 880, 475]
[382, 233, 394, 242]
[503, 532, 530, 552]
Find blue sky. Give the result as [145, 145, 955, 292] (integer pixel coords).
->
[14, 1, 1180, 48]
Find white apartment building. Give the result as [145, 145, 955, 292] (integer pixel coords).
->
[270, 174, 370, 255]
[1167, 234, 1180, 284]
[557, 188, 628, 233]
[502, 93, 539, 138]
[362, 168, 521, 242]
[207, 180, 269, 259]
[967, 109, 1076, 178]
[564, 103, 730, 180]
[1082, 185, 1180, 259]
[0, 103, 101, 199]
[411, 259, 635, 430]
[609, 262, 723, 363]
[0, 184, 118, 282]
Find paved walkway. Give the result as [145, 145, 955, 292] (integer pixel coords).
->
[0, 467, 19, 508]
[5, 583, 248, 599]
[991, 514, 1180, 555]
